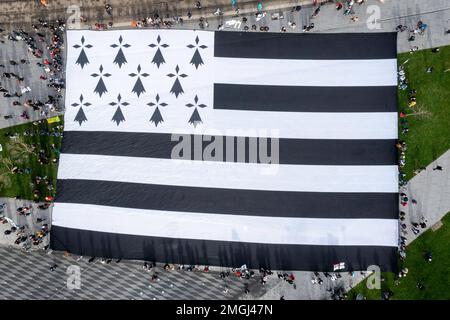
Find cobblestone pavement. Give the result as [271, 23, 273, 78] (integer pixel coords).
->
[0, 240, 371, 300]
[0, 246, 259, 300]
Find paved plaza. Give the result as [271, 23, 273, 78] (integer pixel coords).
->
[0, 246, 254, 300]
[0, 33, 62, 129]
[1, 0, 450, 300]
[403, 149, 450, 246]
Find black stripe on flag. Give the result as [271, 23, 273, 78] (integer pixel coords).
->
[214, 32, 397, 60]
[55, 179, 398, 219]
[214, 84, 398, 113]
[50, 226, 397, 271]
[61, 131, 397, 165]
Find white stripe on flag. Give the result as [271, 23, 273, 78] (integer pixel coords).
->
[214, 58, 398, 87]
[52, 202, 399, 247]
[58, 154, 398, 193]
[63, 109, 398, 140]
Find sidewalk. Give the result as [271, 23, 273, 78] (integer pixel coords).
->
[0, 0, 313, 28]
[402, 149, 450, 245]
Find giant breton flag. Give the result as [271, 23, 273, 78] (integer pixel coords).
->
[51, 30, 399, 271]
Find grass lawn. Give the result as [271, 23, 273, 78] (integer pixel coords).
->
[0, 119, 62, 201]
[348, 212, 450, 300]
[398, 45, 450, 180]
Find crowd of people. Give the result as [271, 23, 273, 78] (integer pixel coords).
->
[83, 0, 378, 35]
[1, 19, 65, 121]
[0, 17, 65, 251]
[0, 200, 50, 250]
